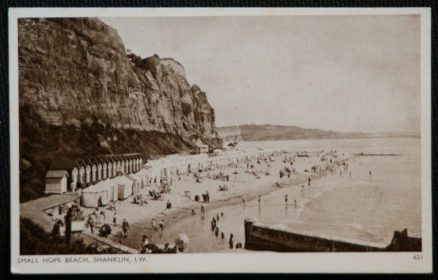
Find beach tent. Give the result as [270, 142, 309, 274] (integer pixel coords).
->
[126, 174, 141, 194]
[113, 175, 135, 200]
[81, 179, 116, 208]
[135, 168, 149, 188]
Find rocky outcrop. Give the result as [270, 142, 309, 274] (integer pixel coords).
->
[18, 18, 221, 201]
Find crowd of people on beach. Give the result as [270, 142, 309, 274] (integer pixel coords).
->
[48, 147, 375, 253]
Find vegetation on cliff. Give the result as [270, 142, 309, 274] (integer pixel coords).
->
[217, 124, 368, 141]
[20, 218, 119, 254]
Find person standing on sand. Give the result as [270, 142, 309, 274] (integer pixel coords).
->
[87, 216, 94, 234]
[201, 204, 205, 214]
[285, 194, 288, 204]
[294, 200, 297, 208]
[258, 195, 261, 205]
[159, 219, 165, 232]
[211, 217, 216, 231]
[152, 218, 157, 231]
[113, 211, 117, 226]
[242, 197, 246, 207]
[308, 177, 311, 186]
[122, 218, 129, 238]
[101, 209, 106, 223]
[229, 234, 234, 249]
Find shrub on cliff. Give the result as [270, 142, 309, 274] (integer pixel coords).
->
[181, 102, 192, 115]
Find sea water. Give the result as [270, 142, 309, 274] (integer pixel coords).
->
[152, 138, 421, 252]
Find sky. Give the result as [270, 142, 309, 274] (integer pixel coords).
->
[101, 15, 421, 133]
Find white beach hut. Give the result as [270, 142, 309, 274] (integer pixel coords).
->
[81, 179, 117, 208]
[135, 168, 149, 189]
[45, 170, 69, 194]
[126, 174, 141, 194]
[114, 175, 135, 200]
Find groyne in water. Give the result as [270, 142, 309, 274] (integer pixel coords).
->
[244, 219, 421, 252]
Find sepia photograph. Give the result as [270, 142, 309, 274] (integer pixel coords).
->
[9, 8, 432, 273]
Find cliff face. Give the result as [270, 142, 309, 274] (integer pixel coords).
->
[19, 17, 220, 144]
[18, 18, 221, 201]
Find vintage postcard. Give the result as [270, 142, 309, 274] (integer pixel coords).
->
[9, 7, 432, 273]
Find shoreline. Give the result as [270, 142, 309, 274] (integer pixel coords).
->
[118, 169, 329, 251]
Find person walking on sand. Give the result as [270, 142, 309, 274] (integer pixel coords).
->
[229, 233, 234, 249]
[258, 195, 261, 205]
[113, 211, 117, 226]
[87, 216, 95, 234]
[369, 170, 372, 177]
[100, 209, 106, 223]
[159, 219, 165, 232]
[152, 218, 157, 231]
[308, 177, 311, 186]
[211, 217, 216, 231]
[201, 204, 205, 214]
[242, 197, 246, 207]
[122, 218, 130, 238]
[285, 194, 288, 204]
[294, 200, 297, 208]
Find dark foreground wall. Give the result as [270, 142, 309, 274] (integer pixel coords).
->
[244, 219, 421, 252]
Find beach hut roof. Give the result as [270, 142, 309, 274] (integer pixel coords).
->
[194, 139, 208, 148]
[112, 174, 135, 186]
[82, 158, 94, 166]
[126, 174, 140, 182]
[49, 158, 79, 170]
[82, 179, 113, 193]
[135, 168, 149, 177]
[46, 170, 69, 179]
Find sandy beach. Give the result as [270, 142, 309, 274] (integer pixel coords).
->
[32, 138, 421, 254]
[98, 149, 346, 251]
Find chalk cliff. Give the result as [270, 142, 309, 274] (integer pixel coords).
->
[18, 18, 221, 201]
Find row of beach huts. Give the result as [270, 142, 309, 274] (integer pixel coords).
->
[44, 148, 288, 208]
[45, 153, 150, 208]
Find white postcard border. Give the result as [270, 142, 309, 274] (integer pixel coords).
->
[9, 7, 432, 274]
